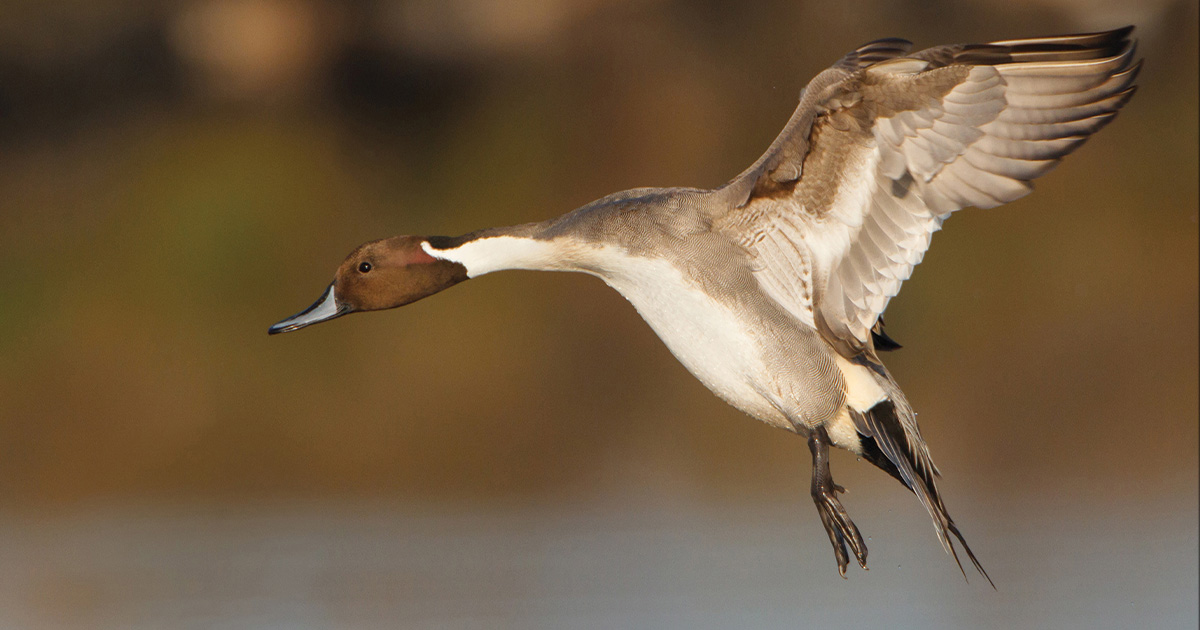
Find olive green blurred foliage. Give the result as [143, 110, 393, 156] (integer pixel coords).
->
[0, 0, 1195, 510]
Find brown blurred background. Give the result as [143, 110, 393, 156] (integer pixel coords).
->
[0, 0, 1196, 627]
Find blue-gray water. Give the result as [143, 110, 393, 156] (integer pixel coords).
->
[2, 490, 1194, 629]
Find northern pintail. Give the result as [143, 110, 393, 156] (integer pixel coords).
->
[271, 28, 1139, 583]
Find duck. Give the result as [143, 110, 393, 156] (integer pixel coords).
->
[270, 27, 1139, 583]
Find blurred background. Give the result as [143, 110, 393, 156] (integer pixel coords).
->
[0, 0, 1195, 627]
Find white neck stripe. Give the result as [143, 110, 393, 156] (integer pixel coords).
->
[422, 236, 565, 278]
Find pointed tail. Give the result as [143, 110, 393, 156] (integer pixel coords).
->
[853, 398, 994, 588]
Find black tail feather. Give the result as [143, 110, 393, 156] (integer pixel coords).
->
[854, 401, 993, 588]
[870, 319, 902, 351]
[948, 520, 994, 588]
[857, 429, 905, 486]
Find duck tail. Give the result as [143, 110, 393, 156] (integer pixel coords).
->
[851, 395, 994, 588]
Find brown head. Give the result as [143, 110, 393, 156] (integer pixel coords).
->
[268, 235, 467, 334]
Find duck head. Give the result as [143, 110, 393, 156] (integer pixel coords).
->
[269, 235, 467, 334]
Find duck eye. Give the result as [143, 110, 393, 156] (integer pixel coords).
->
[358, 261, 372, 273]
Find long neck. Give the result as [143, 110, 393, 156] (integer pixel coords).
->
[421, 222, 579, 278]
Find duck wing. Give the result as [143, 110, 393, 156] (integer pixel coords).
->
[713, 28, 1138, 357]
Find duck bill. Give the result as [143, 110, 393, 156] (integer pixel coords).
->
[268, 283, 351, 334]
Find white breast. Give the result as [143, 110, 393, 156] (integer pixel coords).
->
[586, 248, 791, 428]
[425, 234, 792, 428]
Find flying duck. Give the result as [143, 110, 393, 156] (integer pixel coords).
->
[271, 27, 1139, 583]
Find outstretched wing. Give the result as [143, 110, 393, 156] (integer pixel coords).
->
[714, 28, 1138, 357]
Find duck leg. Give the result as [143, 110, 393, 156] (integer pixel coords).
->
[809, 426, 868, 576]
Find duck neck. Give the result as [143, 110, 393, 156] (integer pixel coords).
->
[421, 222, 575, 278]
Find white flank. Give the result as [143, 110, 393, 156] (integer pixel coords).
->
[821, 354, 888, 453]
[825, 408, 864, 453]
[423, 236, 564, 278]
[834, 354, 887, 412]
